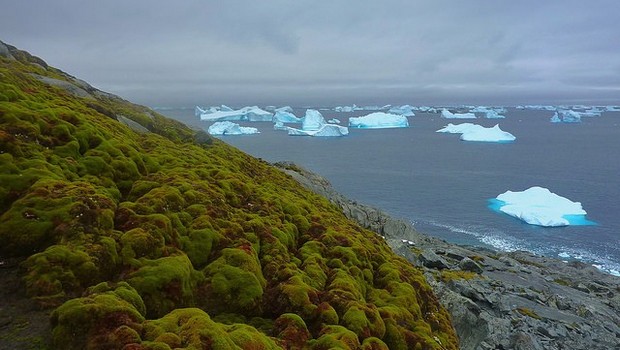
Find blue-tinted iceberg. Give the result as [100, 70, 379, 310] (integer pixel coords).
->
[605, 106, 620, 112]
[441, 109, 476, 119]
[197, 106, 273, 122]
[388, 105, 416, 117]
[287, 124, 349, 137]
[208, 121, 259, 135]
[437, 123, 515, 142]
[491, 186, 594, 227]
[273, 110, 301, 123]
[551, 110, 581, 123]
[301, 109, 327, 131]
[349, 112, 409, 129]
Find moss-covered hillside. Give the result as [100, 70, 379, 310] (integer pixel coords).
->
[0, 41, 458, 349]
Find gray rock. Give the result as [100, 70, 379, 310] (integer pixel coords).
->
[459, 257, 483, 273]
[117, 115, 149, 134]
[510, 332, 544, 350]
[29, 74, 91, 98]
[418, 249, 450, 269]
[0, 41, 14, 60]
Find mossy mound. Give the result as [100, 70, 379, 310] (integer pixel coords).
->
[0, 42, 458, 349]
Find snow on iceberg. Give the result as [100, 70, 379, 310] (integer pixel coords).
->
[388, 105, 416, 117]
[551, 110, 581, 123]
[490, 186, 595, 227]
[287, 124, 348, 137]
[208, 121, 259, 135]
[441, 109, 476, 119]
[437, 123, 515, 142]
[198, 106, 273, 122]
[349, 112, 409, 129]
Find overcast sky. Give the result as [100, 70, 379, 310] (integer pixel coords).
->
[2, 1, 620, 107]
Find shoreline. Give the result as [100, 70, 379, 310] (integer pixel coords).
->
[277, 161, 620, 349]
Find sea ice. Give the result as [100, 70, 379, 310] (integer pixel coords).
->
[302, 109, 327, 131]
[348, 112, 409, 129]
[492, 186, 592, 227]
[437, 123, 515, 142]
[198, 106, 273, 122]
[287, 123, 349, 137]
[441, 109, 476, 119]
[551, 110, 581, 123]
[208, 121, 259, 135]
[388, 105, 416, 117]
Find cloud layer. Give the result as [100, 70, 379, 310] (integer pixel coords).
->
[3, 1, 620, 106]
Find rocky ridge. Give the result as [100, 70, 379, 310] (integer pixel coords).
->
[278, 162, 620, 350]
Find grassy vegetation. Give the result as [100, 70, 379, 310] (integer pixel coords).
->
[0, 45, 458, 349]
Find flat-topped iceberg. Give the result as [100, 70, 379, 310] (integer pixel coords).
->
[287, 123, 349, 137]
[208, 121, 259, 135]
[349, 112, 409, 129]
[388, 105, 415, 117]
[441, 109, 476, 119]
[197, 105, 273, 122]
[437, 123, 515, 142]
[490, 186, 594, 227]
[551, 110, 581, 123]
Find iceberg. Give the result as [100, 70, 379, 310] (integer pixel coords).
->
[301, 109, 327, 131]
[605, 106, 620, 112]
[516, 105, 557, 111]
[388, 105, 416, 117]
[287, 124, 349, 137]
[198, 106, 273, 122]
[328, 118, 341, 124]
[207, 121, 259, 135]
[441, 109, 476, 119]
[334, 105, 358, 112]
[483, 110, 505, 119]
[551, 110, 581, 123]
[275, 106, 294, 113]
[437, 123, 515, 142]
[491, 186, 594, 227]
[273, 121, 288, 131]
[348, 112, 409, 129]
[273, 110, 301, 123]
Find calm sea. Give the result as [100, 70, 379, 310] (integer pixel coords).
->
[159, 107, 620, 275]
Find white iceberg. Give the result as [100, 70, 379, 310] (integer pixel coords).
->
[441, 109, 476, 119]
[208, 121, 259, 135]
[287, 124, 348, 137]
[273, 110, 301, 123]
[328, 118, 341, 124]
[388, 105, 416, 117]
[349, 112, 409, 129]
[437, 123, 515, 142]
[551, 110, 581, 123]
[492, 186, 592, 227]
[275, 106, 294, 113]
[301, 109, 327, 131]
[483, 110, 506, 119]
[273, 121, 288, 131]
[334, 105, 358, 112]
[198, 106, 273, 122]
[516, 105, 557, 111]
[605, 106, 620, 112]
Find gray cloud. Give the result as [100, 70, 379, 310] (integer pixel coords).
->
[2, 0, 619, 107]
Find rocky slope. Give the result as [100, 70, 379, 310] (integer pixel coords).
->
[0, 41, 457, 349]
[279, 162, 620, 350]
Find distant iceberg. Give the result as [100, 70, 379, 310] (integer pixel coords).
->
[286, 109, 348, 136]
[605, 106, 620, 112]
[273, 110, 301, 123]
[441, 109, 476, 119]
[287, 123, 349, 137]
[334, 105, 358, 112]
[328, 118, 341, 124]
[208, 121, 259, 135]
[301, 109, 327, 131]
[516, 105, 557, 111]
[551, 110, 581, 123]
[197, 105, 273, 122]
[388, 105, 416, 117]
[490, 186, 594, 227]
[349, 112, 409, 129]
[437, 123, 515, 142]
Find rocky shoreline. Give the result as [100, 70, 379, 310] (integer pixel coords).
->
[277, 162, 620, 350]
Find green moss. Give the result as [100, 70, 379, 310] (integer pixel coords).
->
[516, 307, 541, 320]
[127, 255, 203, 318]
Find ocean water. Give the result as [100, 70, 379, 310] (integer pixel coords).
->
[159, 107, 620, 275]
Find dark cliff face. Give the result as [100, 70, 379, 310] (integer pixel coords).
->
[0, 41, 458, 349]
